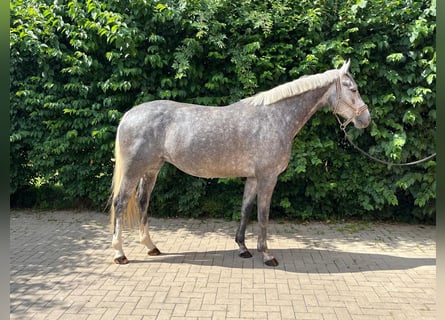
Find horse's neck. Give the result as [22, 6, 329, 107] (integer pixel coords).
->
[273, 85, 332, 138]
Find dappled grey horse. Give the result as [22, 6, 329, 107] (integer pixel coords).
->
[110, 60, 370, 266]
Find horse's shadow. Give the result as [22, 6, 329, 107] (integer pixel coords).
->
[129, 248, 435, 273]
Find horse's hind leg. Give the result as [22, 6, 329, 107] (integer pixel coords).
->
[112, 208, 127, 264]
[235, 177, 257, 258]
[112, 181, 139, 264]
[137, 171, 161, 256]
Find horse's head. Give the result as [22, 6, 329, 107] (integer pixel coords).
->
[330, 60, 371, 129]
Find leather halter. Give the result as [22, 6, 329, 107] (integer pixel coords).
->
[333, 77, 368, 129]
[332, 77, 436, 166]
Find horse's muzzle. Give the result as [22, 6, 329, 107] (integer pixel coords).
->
[353, 105, 371, 129]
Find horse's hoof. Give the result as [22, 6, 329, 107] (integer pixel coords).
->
[239, 251, 253, 258]
[148, 248, 161, 256]
[265, 258, 279, 267]
[114, 256, 129, 264]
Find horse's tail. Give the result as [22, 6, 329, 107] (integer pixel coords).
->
[110, 135, 140, 231]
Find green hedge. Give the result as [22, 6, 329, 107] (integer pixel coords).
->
[10, 0, 436, 223]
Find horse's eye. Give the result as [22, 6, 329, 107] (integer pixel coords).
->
[351, 87, 357, 93]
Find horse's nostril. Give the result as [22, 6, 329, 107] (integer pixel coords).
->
[358, 114, 371, 128]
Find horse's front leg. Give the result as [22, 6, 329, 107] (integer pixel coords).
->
[137, 173, 161, 256]
[235, 177, 257, 258]
[257, 176, 279, 266]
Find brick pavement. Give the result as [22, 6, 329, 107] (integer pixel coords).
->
[10, 210, 435, 319]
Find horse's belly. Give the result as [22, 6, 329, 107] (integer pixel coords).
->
[166, 152, 255, 179]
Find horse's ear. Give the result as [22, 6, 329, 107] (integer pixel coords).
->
[339, 59, 351, 74]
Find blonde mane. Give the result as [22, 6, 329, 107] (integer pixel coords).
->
[244, 68, 341, 106]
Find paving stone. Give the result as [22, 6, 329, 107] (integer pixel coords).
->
[10, 211, 436, 319]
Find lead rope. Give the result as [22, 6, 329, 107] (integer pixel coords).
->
[335, 113, 436, 167]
